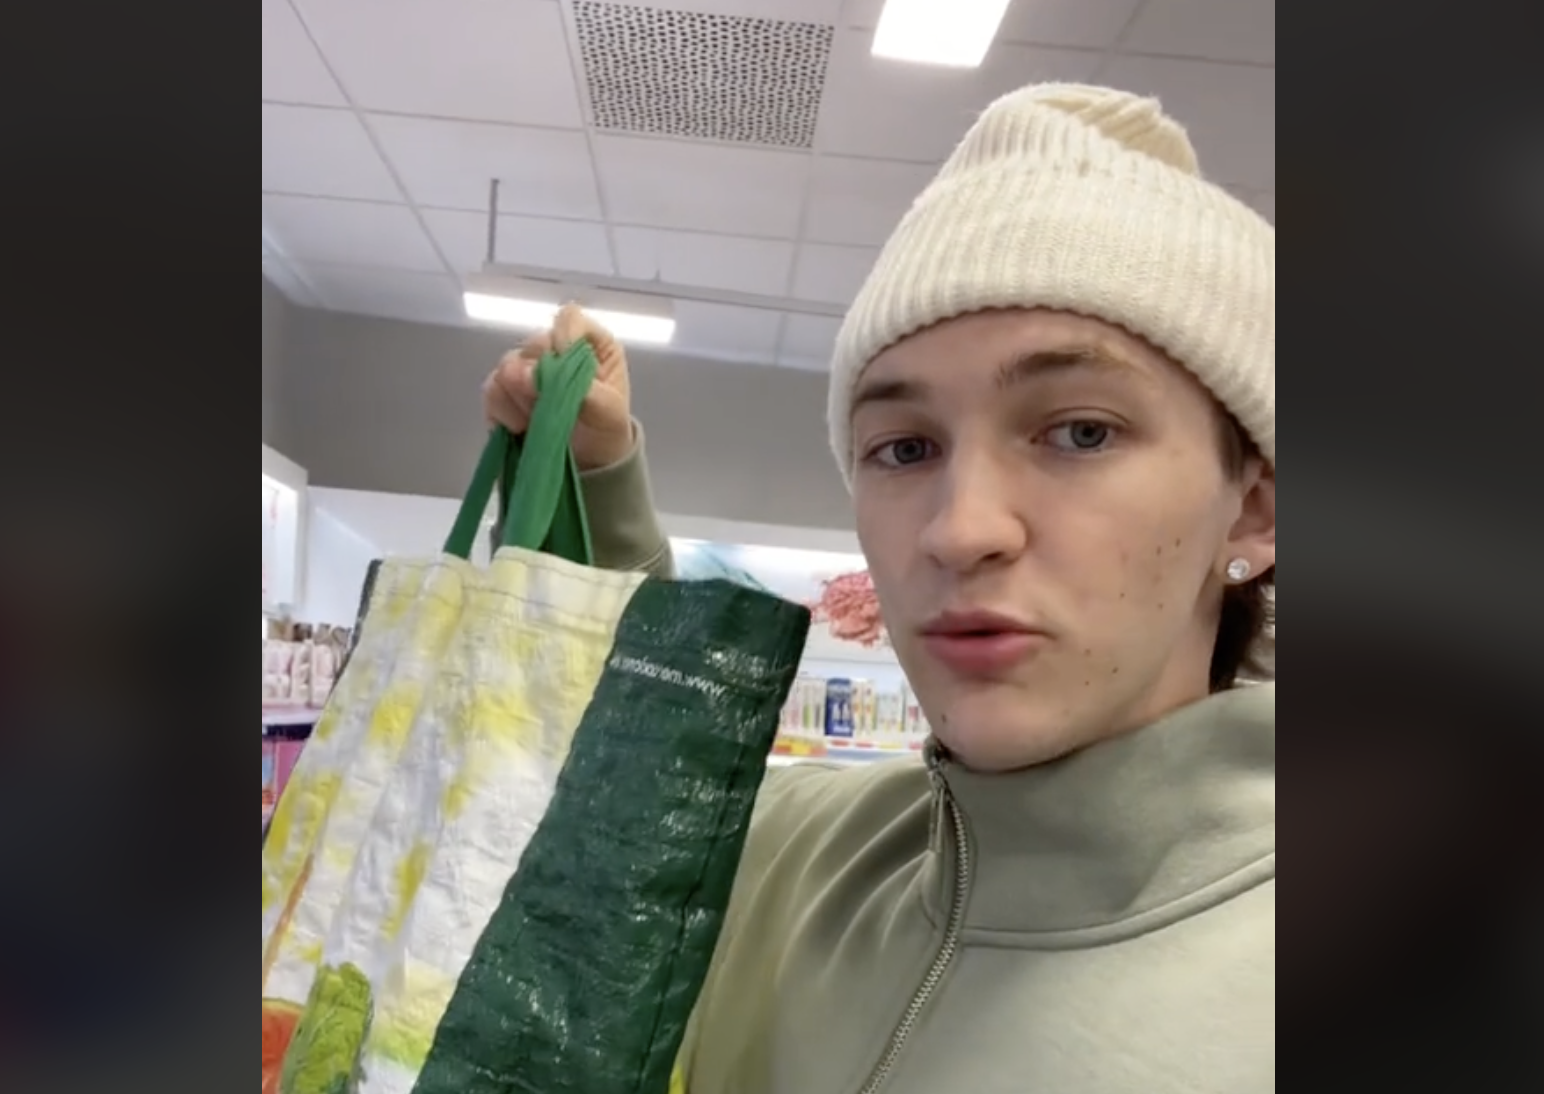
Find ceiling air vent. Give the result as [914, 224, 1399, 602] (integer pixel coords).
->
[573, 0, 833, 149]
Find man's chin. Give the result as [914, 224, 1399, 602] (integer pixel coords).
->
[930, 690, 1084, 773]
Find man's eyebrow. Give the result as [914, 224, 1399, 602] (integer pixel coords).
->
[850, 346, 1143, 419]
[849, 376, 927, 418]
[995, 347, 1140, 390]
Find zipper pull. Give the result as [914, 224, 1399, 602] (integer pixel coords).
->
[924, 736, 950, 855]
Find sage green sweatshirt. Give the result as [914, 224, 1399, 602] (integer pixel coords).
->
[585, 435, 1277, 1094]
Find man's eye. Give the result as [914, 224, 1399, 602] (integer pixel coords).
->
[1045, 420, 1115, 452]
[874, 437, 936, 467]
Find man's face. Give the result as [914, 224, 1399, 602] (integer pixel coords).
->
[851, 309, 1275, 771]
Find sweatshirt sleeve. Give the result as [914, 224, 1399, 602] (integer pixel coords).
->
[578, 422, 675, 579]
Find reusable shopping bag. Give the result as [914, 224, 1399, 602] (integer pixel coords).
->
[260, 340, 810, 1094]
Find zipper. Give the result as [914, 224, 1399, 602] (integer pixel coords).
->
[856, 747, 972, 1094]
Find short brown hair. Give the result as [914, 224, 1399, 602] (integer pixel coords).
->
[1212, 414, 1276, 691]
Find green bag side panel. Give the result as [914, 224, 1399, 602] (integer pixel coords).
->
[412, 579, 811, 1094]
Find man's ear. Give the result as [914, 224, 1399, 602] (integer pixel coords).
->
[1225, 463, 1276, 576]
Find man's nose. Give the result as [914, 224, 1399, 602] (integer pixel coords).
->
[917, 453, 1028, 573]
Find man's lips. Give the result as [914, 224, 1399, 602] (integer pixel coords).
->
[922, 610, 1040, 638]
[920, 612, 1050, 676]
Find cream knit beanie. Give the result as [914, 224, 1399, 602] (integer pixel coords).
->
[827, 83, 1275, 486]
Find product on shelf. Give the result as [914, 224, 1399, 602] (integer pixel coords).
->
[904, 686, 932, 742]
[263, 620, 352, 708]
[311, 642, 338, 704]
[262, 737, 278, 827]
[826, 677, 854, 739]
[781, 677, 829, 740]
[263, 724, 312, 833]
[810, 571, 888, 648]
[774, 676, 931, 761]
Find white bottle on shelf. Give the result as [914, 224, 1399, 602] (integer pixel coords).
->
[852, 679, 876, 741]
[876, 687, 905, 746]
[903, 684, 931, 746]
[794, 676, 827, 740]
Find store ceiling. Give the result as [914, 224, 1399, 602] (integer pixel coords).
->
[261, 0, 1274, 372]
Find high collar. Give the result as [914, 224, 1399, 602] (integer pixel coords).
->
[922, 684, 1276, 946]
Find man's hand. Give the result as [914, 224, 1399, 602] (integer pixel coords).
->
[482, 303, 635, 472]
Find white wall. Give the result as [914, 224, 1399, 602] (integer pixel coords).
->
[301, 486, 493, 626]
[262, 444, 309, 614]
[662, 513, 859, 555]
[262, 275, 289, 450]
[300, 504, 380, 625]
[308, 487, 493, 564]
[296, 486, 859, 626]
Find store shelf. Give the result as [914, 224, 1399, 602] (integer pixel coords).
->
[263, 707, 322, 727]
[769, 737, 923, 768]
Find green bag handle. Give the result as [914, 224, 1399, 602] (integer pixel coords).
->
[443, 340, 598, 564]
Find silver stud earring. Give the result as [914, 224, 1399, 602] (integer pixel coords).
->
[1226, 558, 1252, 583]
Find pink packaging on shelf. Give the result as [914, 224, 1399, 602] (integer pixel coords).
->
[262, 738, 278, 821]
[273, 738, 307, 801]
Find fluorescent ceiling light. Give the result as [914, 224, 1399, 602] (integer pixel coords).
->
[463, 293, 675, 345]
[462, 272, 676, 345]
[871, 0, 1011, 68]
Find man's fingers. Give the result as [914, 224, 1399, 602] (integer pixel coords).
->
[496, 352, 537, 398]
[484, 354, 536, 433]
[517, 331, 551, 360]
[551, 303, 584, 352]
[552, 302, 620, 360]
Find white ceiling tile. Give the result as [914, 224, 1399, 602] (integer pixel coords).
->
[1098, 56, 1274, 190]
[1001, 0, 1147, 50]
[613, 228, 795, 297]
[593, 136, 811, 237]
[263, 105, 402, 202]
[803, 156, 933, 247]
[779, 312, 841, 372]
[262, 196, 445, 273]
[791, 243, 877, 305]
[368, 115, 603, 219]
[421, 209, 616, 278]
[294, 0, 583, 126]
[1120, 0, 1275, 66]
[816, 31, 1103, 162]
[300, 263, 466, 326]
[262, 0, 347, 106]
[671, 301, 784, 365]
[842, 0, 1145, 51]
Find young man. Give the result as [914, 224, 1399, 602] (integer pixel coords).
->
[487, 82, 1275, 1094]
